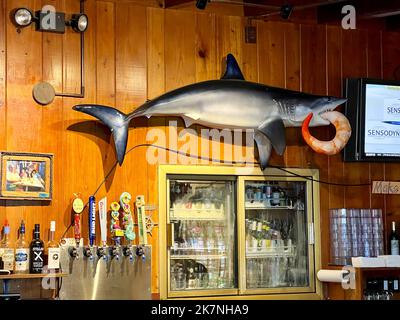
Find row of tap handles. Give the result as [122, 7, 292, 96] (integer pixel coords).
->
[69, 192, 146, 263]
[69, 245, 145, 262]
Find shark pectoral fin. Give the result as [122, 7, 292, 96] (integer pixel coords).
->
[73, 104, 129, 165]
[258, 117, 286, 155]
[221, 54, 245, 80]
[254, 131, 272, 170]
[112, 124, 129, 165]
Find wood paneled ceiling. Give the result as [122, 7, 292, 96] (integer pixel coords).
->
[164, 0, 400, 30]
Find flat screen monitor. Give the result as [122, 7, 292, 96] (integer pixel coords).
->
[344, 78, 400, 162]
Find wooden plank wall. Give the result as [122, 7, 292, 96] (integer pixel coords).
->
[1, 1, 400, 296]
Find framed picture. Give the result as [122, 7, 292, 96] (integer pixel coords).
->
[0, 152, 53, 200]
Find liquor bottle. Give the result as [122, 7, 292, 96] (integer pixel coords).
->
[198, 229, 205, 252]
[206, 225, 215, 254]
[15, 220, 29, 274]
[216, 226, 225, 254]
[186, 260, 197, 289]
[249, 220, 258, 251]
[390, 221, 399, 255]
[47, 221, 60, 272]
[0, 220, 14, 272]
[271, 183, 280, 206]
[30, 224, 44, 273]
[255, 221, 263, 250]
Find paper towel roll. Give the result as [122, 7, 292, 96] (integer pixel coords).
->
[317, 269, 350, 284]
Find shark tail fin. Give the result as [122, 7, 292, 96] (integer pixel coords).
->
[73, 104, 129, 165]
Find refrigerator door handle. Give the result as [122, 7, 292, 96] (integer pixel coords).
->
[308, 222, 315, 245]
[167, 223, 174, 248]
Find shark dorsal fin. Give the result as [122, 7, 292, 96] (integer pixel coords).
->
[221, 54, 245, 80]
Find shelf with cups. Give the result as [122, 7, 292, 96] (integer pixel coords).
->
[170, 207, 225, 221]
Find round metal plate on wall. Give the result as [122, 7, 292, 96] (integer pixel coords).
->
[32, 81, 56, 105]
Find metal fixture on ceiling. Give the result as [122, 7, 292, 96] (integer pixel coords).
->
[247, 0, 350, 19]
[196, 0, 280, 11]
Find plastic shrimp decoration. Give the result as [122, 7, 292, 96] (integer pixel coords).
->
[120, 192, 136, 242]
[302, 111, 351, 155]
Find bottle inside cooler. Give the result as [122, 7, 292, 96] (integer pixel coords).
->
[244, 180, 309, 289]
[169, 179, 236, 291]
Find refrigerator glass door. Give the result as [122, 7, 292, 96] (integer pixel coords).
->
[242, 178, 312, 292]
[167, 178, 237, 295]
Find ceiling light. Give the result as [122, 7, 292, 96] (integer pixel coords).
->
[13, 8, 34, 27]
[196, 0, 210, 10]
[68, 13, 88, 33]
[280, 4, 293, 20]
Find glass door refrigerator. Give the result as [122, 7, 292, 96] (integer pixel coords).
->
[159, 166, 321, 299]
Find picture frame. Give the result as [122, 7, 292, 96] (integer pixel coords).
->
[0, 152, 53, 200]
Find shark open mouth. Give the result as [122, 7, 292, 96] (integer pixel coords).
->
[301, 111, 352, 155]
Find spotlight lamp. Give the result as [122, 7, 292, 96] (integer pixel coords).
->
[11, 7, 88, 33]
[196, 0, 210, 10]
[12, 7, 35, 27]
[67, 13, 89, 33]
[280, 4, 293, 20]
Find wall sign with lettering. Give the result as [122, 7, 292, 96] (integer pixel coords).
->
[372, 181, 400, 194]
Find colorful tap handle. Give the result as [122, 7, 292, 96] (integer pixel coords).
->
[88, 196, 96, 247]
[98, 197, 108, 246]
[72, 194, 84, 247]
[110, 201, 124, 244]
[74, 213, 81, 247]
[120, 192, 136, 242]
[135, 195, 148, 246]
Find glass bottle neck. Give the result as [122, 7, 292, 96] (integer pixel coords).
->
[49, 231, 55, 242]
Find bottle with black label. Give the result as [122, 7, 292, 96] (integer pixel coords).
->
[29, 224, 44, 273]
[390, 221, 399, 255]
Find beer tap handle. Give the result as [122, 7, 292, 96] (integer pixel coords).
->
[69, 246, 79, 260]
[136, 246, 145, 261]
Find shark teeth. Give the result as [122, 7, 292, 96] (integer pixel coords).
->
[318, 109, 333, 116]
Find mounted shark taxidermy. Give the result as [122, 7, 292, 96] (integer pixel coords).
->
[73, 54, 351, 170]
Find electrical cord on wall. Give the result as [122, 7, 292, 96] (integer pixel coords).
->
[60, 143, 371, 239]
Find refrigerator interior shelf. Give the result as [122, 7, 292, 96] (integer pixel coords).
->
[170, 254, 227, 260]
[246, 247, 296, 258]
[245, 204, 297, 210]
[170, 208, 225, 220]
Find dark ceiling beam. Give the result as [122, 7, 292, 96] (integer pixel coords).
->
[164, 0, 194, 7]
[244, 0, 350, 18]
[386, 15, 400, 31]
[318, 0, 400, 24]
[243, 0, 277, 16]
[317, 0, 354, 23]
